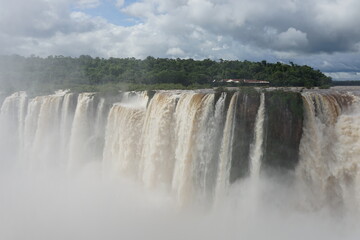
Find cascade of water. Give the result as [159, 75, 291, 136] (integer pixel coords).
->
[239, 92, 266, 216]
[27, 92, 67, 170]
[103, 91, 228, 205]
[68, 93, 96, 170]
[333, 94, 360, 211]
[90, 97, 108, 163]
[4, 88, 360, 212]
[296, 91, 360, 212]
[18, 93, 28, 153]
[0, 92, 27, 166]
[59, 93, 77, 162]
[139, 92, 178, 189]
[0, 91, 28, 129]
[103, 102, 146, 177]
[94, 98, 106, 135]
[121, 91, 149, 106]
[22, 97, 43, 167]
[193, 93, 226, 201]
[214, 92, 239, 202]
[249, 92, 265, 178]
[187, 93, 215, 202]
[229, 91, 262, 181]
[171, 93, 213, 205]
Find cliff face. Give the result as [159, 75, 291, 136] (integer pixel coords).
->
[227, 90, 304, 182]
[263, 91, 304, 170]
[230, 91, 260, 182]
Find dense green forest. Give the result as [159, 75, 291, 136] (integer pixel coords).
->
[332, 80, 360, 86]
[0, 55, 331, 94]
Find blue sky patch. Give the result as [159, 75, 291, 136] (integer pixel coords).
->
[75, 0, 141, 26]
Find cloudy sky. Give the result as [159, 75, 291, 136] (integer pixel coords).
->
[1, 0, 360, 80]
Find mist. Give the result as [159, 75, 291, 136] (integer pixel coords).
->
[1, 168, 359, 240]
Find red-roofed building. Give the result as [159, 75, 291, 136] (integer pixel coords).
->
[217, 79, 269, 84]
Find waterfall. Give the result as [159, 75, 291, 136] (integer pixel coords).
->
[249, 92, 265, 178]
[2, 88, 360, 211]
[215, 92, 238, 201]
[59, 92, 77, 162]
[68, 93, 96, 170]
[0, 91, 27, 166]
[242, 92, 266, 214]
[4, 88, 360, 240]
[296, 91, 360, 212]
[22, 96, 42, 168]
[193, 92, 227, 201]
[102, 91, 227, 205]
[103, 103, 146, 177]
[94, 98, 106, 137]
[103, 92, 148, 177]
[30, 92, 66, 170]
[0, 91, 28, 134]
[171, 93, 212, 205]
[139, 92, 178, 189]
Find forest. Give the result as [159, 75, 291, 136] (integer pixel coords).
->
[0, 55, 332, 94]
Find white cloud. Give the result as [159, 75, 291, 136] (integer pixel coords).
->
[75, 0, 101, 9]
[276, 28, 308, 49]
[166, 47, 185, 56]
[116, 0, 125, 8]
[122, 1, 156, 18]
[0, 0, 359, 77]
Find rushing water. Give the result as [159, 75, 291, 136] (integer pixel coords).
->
[1, 88, 360, 239]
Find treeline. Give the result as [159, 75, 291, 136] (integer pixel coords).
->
[332, 80, 360, 86]
[0, 55, 331, 93]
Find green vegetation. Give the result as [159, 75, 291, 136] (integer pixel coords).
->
[266, 90, 303, 119]
[0, 55, 332, 93]
[332, 80, 360, 86]
[238, 86, 259, 95]
[70, 82, 210, 94]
